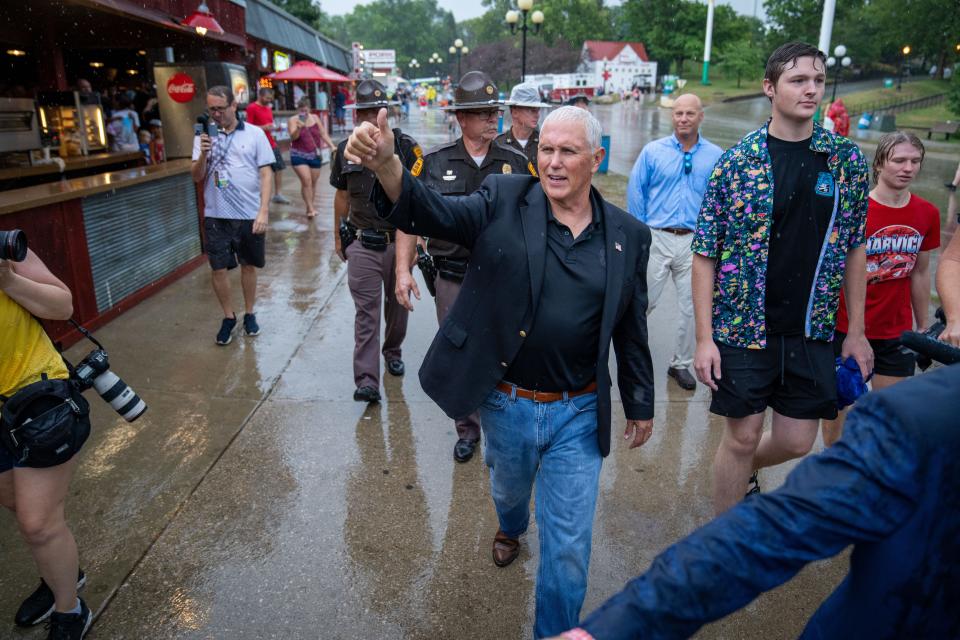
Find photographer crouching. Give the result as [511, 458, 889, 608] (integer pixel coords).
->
[0, 231, 91, 639]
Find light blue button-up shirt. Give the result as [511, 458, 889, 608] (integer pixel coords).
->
[627, 133, 723, 230]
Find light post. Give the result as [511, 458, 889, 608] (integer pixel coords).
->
[826, 45, 851, 103]
[449, 39, 469, 81]
[505, 0, 544, 83]
[428, 52, 443, 79]
[408, 58, 420, 78]
[897, 45, 911, 91]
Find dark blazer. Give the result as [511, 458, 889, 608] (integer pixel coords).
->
[377, 171, 654, 457]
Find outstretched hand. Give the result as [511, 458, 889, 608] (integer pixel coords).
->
[343, 108, 395, 172]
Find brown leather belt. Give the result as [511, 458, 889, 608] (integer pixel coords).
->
[657, 227, 692, 236]
[495, 380, 597, 403]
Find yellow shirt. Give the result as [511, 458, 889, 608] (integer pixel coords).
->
[0, 290, 69, 399]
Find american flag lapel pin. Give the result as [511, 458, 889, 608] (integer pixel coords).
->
[615, 242, 623, 252]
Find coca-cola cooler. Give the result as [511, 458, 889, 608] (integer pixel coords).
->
[153, 62, 250, 159]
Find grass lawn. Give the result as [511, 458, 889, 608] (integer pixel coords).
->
[592, 171, 629, 209]
[896, 103, 959, 129]
[826, 79, 950, 114]
[669, 61, 764, 104]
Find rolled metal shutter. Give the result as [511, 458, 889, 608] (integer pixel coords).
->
[82, 174, 201, 312]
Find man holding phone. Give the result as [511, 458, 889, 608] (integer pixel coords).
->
[191, 85, 275, 346]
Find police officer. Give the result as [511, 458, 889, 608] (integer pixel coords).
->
[395, 70, 535, 463]
[496, 82, 551, 164]
[567, 93, 591, 110]
[331, 79, 424, 404]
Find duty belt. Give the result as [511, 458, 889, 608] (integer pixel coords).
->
[434, 256, 468, 282]
[356, 228, 395, 243]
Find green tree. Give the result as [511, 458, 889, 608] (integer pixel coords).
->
[949, 71, 960, 117]
[339, 0, 458, 71]
[620, 0, 761, 75]
[867, 0, 960, 78]
[273, 0, 325, 27]
[720, 39, 765, 87]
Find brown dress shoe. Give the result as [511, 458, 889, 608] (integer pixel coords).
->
[492, 529, 520, 567]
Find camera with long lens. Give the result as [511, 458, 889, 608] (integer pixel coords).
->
[72, 348, 148, 423]
[0, 229, 28, 262]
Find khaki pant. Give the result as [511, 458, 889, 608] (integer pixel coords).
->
[647, 228, 695, 370]
[346, 242, 408, 388]
[435, 276, 481, 441]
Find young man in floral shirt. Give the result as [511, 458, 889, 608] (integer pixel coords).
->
[691, 41, 874, 514]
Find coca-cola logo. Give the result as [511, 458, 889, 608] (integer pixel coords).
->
[166, 72, 196, 103]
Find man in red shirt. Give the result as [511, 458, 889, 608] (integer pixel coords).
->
[823, 131, 940, 445]
[245, 87, 291, 204]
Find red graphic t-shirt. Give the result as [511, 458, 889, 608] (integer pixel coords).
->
[837, 194, 940, 339]
[245, 102, 276, 148]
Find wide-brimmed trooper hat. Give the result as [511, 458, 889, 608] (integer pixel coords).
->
[566, 92, 591, 106]
[441, 71, 504, 111]
[344, 79, 397, 110]
[505, 83, 551, 108]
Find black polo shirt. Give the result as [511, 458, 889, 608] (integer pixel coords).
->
[505, 193, 606, 391]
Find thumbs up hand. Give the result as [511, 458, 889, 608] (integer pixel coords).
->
[343, 107, 395, 172]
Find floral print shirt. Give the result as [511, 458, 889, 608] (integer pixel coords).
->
[692, 122, 868, 348]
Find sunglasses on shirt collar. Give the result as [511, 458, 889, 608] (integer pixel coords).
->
[683, 151, 693, 175]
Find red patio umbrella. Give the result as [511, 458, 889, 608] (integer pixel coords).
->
[268, 60, 352, 83]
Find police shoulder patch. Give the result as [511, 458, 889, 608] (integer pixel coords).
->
[411, 157, 423, 177]
[413, 145, 423, 159]
[527, 161, 537, 177]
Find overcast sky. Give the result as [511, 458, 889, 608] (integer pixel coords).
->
[326, 0, 766, 22]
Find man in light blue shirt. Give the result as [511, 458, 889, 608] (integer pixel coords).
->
[627, 94, 722, 390]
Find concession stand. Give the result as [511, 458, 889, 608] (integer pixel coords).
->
[0, 0, 246, 345]
[0, 0, 351, 346]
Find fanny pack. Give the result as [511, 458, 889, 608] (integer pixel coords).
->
[0, 375, 91, 468]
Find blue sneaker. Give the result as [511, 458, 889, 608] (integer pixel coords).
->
[45, 598, 92, 639]
[216, 316, 237, 345]
[243, 313, 260, 337]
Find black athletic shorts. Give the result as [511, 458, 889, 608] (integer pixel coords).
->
[271, 146, 286, 172]
[203, 217, 265, 271]
[833, 331, 916, 378]
[710, 334, 838, 420]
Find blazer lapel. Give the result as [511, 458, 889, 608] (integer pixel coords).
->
[520, 183, 547, 318]
[599, 196, 626, 348]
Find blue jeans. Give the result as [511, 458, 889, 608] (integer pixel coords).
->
[478, 385, 603, 639]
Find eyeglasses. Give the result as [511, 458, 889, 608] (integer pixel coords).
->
[683, 151, 693, 175]
[208, 105, 232, 113]
[466, 109, 501, 121]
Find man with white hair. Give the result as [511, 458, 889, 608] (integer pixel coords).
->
[496, 82, 551, 164]
[344, 105, 655, 638]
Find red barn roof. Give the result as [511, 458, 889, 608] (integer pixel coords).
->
[583, 41, 650, 63]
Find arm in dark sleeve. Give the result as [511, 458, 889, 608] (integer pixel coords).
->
[580, 397, 920, 640]
[372, 170, 498, 251]
[329, 142, 347, 189]
[612, 224, 654, 421]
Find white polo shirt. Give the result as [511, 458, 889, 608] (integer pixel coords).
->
[192, 120, 274, 220]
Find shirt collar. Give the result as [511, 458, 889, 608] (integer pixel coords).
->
[671, 132, 701, 153]
[745, 119, 833, 160]
[546, 191, 603, 229]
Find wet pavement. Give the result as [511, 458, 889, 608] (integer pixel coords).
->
[1, 97, 953, 639]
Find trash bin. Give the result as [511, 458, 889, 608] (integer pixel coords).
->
[877, 113, 897, 132]
[599, 134, 611, 174]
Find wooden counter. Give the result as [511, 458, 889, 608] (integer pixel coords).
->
[0, 151, 144, 182]
[0, 158, 191, 216]
[1, 157, 203, 348]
